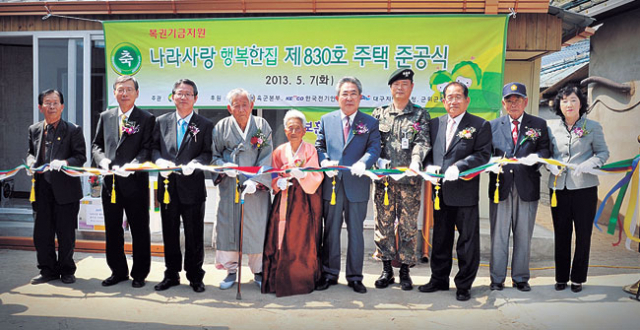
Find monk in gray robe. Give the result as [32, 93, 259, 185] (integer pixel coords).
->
[211, 88, 273, 290]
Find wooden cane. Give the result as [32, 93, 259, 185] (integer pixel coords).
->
[236, 193, 245, 300]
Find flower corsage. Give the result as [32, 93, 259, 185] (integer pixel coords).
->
[571, 121, 590, 138]
[457, 127, 476, 139]
[353, 122, 369, 135]
[188, 124, 200, 142]
[250, 129, 269, 150]
[520, 126, 542, 145]
[122, 121, 140, 135]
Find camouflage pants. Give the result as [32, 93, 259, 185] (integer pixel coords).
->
[373, 179, 421, 264]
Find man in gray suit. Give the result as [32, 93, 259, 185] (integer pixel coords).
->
[315, 76, 381, 294]
[487, 82, 550, 292]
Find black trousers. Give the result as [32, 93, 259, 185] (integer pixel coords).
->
[550, 186, 597, 284]
[102, 184, 150, 281]
[159, 201, 206, 283]
[33, 179, 79, 277]
[429, 202, 480, 290]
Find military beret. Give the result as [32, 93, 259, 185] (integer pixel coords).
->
[503, 82, 527, 98]
[388, 68, 414, 85]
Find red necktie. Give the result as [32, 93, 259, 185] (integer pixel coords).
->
[512, 120, 519, 145]
[343, 117, 350, 142]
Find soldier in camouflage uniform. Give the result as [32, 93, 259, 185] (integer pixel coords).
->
[371, 68, 431, 291]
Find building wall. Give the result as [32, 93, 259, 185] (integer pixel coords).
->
[504, 59, 542, 116]
[0, 44, 33, 193]
[589, 7, 640, 217]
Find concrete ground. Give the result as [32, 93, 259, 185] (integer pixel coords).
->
[1, 207, 640, 330]
[2, 170, 639, 329]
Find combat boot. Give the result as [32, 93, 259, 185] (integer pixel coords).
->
[399, 263, 413, 291]
[374, 260, 395, 288]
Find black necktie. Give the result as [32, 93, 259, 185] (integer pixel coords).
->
[43, 124, 54, 183]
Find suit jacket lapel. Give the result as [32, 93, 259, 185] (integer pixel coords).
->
[446, 114, 468, 155]
[177, 113, 198, 156]
[164, 113, 178, 156]
[435, 115, 447, 156]
[343, 111, 358, 150]
[50, 120, 67, 160]
[513, 113, 530, 154]
[34, 122, 45, 162]
[500, 115, 514, 156]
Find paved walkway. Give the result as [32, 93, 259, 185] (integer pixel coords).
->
[1, 219, 639, 330]
[2, 171, 640, 329]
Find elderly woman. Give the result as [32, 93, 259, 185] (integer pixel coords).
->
[261, 109, 323, 297]
[547, 84, 609, 293]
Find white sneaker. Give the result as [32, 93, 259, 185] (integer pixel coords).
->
[219, 272, 237, 290]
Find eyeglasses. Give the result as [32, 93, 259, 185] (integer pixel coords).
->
[445, 95, 465, 102]
[175, 93, 194, 98]
[43, 103, 61, 107]
[285, 126, 303, 133]
[115, 88, 135, 94]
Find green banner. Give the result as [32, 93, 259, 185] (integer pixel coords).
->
[103, 15, 508, 120]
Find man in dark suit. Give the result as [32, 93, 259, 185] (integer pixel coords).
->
[487, 82, 550, 292]
[92, 75, 155, 288]
[27, 89, 86, 285]
[418, 82, 491, 301]
[315, 76, 381, 294]
[151, 79, 213, 293]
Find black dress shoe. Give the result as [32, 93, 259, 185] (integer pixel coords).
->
[512, 281, 531, 292]
[555, 282, 567, 291]
[154, 278, 180, 291]
[420, 256, 430, 264]
[348, 280, 367, 294]
[31, 274, 59, 285]
[190, 282, 205, 293]
[132, 279, 146, 288]
[61, 274, 76, 284]
[102, 275, 129, 287]
[418, 281, 449, 293]
[490, 282, 504, 291]
[570, 283, 583, 293]
[456, 289, 471, 301]
[315, 275, 338, 291]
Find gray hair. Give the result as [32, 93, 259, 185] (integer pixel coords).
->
[335, 76, 362, 96]
[283, 109, 306, 127]
[226, 88, 254, 105]
[113, 75, 139, 91]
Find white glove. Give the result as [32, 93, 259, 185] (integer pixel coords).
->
[50, 159, 67, 171]
[26, 155, 36, 168]
[112, 165, 132, 177]
[321, 159, 338, 178]
[425, 175, 438, 185]
[290, 167, 306, 179]
[572, 162, 593, 177]
[99, 158, 111, 170]
[351, 161, 366, 177]
[520, 153, 540, 166]
[408, 161, 421, 176]
[155, 158, 175, 178]
[376, 158, 391, 169]
[155, 158, 174, 168]
[223, 162, 238, 178]
[426, 165, 441, 175]
[243, 180, 257, 195]
[546, 164, 560, 176]
[277, 178, 290, 191]
[486, 163, 502, 174]
[182, 161, 197, 176]
[443, 166, 460, 182]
